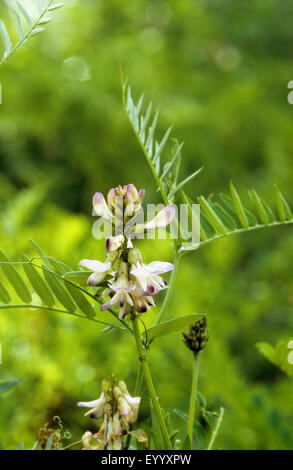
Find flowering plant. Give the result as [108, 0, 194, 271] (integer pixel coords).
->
[0, 82, 292, 449]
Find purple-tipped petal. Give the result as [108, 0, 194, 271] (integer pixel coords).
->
[106, 235, 124, 253]
[135, 305, 148, 313]
[107, 188, 117, 206]
[88, 272, 106, 286]
[93, 192, 105, 205]
[146, 261, 174, 275]
[127, 184, 139, 200]
[77, 399, 101, 408]
[79, 259, 111, 272]
[138, 188, 145, 201]
[100, 300, 113, 311]
[93, 192, 113, 220]
[144, 205, 176, 230]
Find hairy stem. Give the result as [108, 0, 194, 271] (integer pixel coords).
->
[187, 355, 199, 444]
[207, 407, 225, 450]
[155, 251, 181, 325]
[131, 313, 172, 450]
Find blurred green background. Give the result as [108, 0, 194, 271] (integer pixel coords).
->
[1, 0, 293, 450]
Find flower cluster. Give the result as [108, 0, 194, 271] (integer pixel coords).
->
[78, 378, 141, 450]
[93, 184, 145, 223]
[79, 184, 175, 319]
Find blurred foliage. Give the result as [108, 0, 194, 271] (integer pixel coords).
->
[1, 0, 293, 450]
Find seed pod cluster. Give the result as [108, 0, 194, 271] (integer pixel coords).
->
[183, 317, 208, 356]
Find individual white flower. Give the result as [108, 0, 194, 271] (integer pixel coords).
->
[81, 414, 109, 450]
[92, 192, 113, 222]
[130, 261, 174, 293]
[124, 191, 134, 217]
[100, 266, 135, 318]
[115, 381, 141, 425]
[144, 205, 176, 230]
[117, 396, 131, 418]
[124, 393, 141, 424]
[107, 188, 117, 208]
[106, 234, 124, 253]
[77, 392, 106, 419]
[104, 412, 125, 451]
[79, 259, 111, 286]
[131, 288, 156, 313]
[82, 431, 98, 450]
[109, 412, 123, 450]
[117, 394, 140, 425]
[112, 412, 123, 437]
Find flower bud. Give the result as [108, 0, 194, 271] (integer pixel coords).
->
[113, 386, 123, 399]
[117, 380, 128, 394]
[112, 412, 122, 436]
[107, 188, 117, 208]
[93, 192, 112, 221]
[106, 235, 124, 253]
[101, 378, 112, 393]
[104, 403, 113, 416]
[127, 248, 143, 265]
[117, 396, 131, 418]
[138, 188, 145, 202]
[124, 191, 134, 217]
[127, 184, 139, 201]
[183, 317, 208, 356]
[116, 185, 125, 196]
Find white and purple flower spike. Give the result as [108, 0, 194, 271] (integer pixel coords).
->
[144, 205, 176, 230]
[79, 259, 111, 286]
[92, 192, 113, 222]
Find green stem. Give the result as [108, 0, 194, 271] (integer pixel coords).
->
[131, 313, 172, 450]
[155, 251, 181, 325]
[187, 355, 199, 444]
[0, 304, 126, 331]
[207, 407, 225, 450]
[59, 439, 82, 450]
[0, 259, 132, 334]
[0, 0, 56, 68]
[121, 85, 169, 207]
[135, 362, 143, 395]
